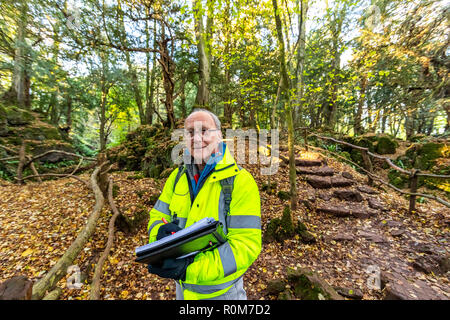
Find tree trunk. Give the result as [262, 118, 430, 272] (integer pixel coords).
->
[272, 0, 297, 210]
[294, 0, 308, 127]
[145, 18, 157, 125]
[118, 0, 145, 125]
[14, 0, 29, 109]
[405, 108, 415, 140]
[354, 75, 366, 135]
[444, 101, 450, 133]
[222, 0, 235, 126]
[16, 141, 26, 185]
[193, 0, 213, 108]
[158, 22, 176, 129]
[180, 74, 187, 119]
[99, 89, 108, 151]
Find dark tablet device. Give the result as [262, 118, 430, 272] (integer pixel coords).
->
[135, 217, 227, 265]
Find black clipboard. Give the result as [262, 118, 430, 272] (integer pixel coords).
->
[135, 217, 227, 265]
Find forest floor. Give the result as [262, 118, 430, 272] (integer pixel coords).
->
[0, 147, 449, 300]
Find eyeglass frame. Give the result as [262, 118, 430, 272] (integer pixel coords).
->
[183, 128, 221, 139]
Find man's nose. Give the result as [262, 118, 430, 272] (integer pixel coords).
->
[193, 132, 203, 143]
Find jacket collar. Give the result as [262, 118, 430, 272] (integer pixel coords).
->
[182, 142, 240, 182]
[210, 143, 241, 182]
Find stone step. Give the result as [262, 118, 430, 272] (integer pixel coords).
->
[295, 158, 323, 167]
[382, 271, 449, 300]
[356, 185, 379, 194]
[316, 204, 377, 219]
[296, 166, 334, 176]
[333, 190, 363, 202]
[306, 176, 354, 189]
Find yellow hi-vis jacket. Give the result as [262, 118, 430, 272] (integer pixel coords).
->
[147, 145, 261, 300]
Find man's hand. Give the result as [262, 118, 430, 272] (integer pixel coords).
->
[147, 256, 194, 281]
[157, 223, 182, 240]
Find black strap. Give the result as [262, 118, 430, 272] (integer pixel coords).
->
[220, 177, 235, 217]
[173, 165, 185, 193]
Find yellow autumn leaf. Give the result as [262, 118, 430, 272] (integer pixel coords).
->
[120, 290, 129, 299]
[21, 248, 34, 257]
[109, 257, 119, 264]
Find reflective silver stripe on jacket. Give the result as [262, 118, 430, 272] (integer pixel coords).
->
[182, 275, 243, 294]
[148, 220, 163, 235]
[218, 242, 237, 277]
[177, 217, 187, 229]
[226, 215, 261, 229]
[153, 199, 171, 215]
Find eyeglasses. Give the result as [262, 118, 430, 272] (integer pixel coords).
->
[184, 128, 220, 139]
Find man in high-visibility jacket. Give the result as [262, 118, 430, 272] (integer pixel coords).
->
[146, 108, 261, 300]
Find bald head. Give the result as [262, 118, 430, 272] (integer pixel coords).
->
[185, 108, 221, 130]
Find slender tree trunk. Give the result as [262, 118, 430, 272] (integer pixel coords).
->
[444, 102, 450, 133]
[118, 0, 145, 124]
[66, 93, 72, 128]
[272, 0, 297, 210]
[381, 105, 387, 133]
[14, 0, 29, 109]
[146, 20, 158, 125]
[295, 0, 308, 127]
[404, 109, 414, 140]
[49, 93, 59, 125]
[180, 74, 187, 119]
[193, 0, 213, 108]
[99, 89, 108, 151]
[158, 22, 176, 129]
[99, 50, 110, 151]
[223, 0, 233, 126]
[354, 75, 366, 135]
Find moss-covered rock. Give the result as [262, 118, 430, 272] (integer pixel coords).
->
[286, 267, 343, 300]
[263, 206, 295, 243]
[295, 219, 316, 243]
[404, 142, 446, 171]
[277, 290, 294, 300]
[342, 135, 375, 153]
[277, 190, 290, 201]
[5, 106, 34, 126]
[267, 279, 286, 296]
[106, 123, 181, 178]
[31, 141, 77, 163]
[415, 143, 445, 170]
[376, 136, 398, 154]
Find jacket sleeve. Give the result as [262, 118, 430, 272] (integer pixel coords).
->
[147, 168, 178, 243]
[185, 170, 262, 283]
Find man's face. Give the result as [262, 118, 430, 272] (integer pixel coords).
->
[184, 112, 222, 164]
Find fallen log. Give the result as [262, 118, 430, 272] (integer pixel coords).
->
[90, 177, 121, 300]
[31, 161, 108, 300]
